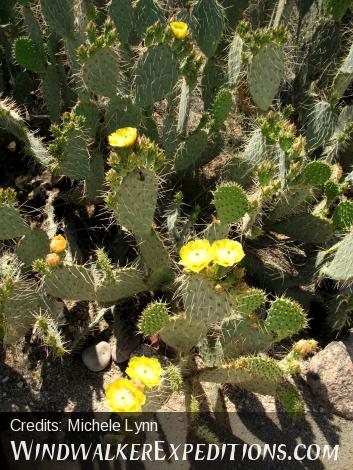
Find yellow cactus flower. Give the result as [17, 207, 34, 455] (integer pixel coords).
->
[126, 356, 163, 389]
[211, 239, 245, 267]
[50, 234, 68, 254]
[170, 21, 188, 40]
[105, 378, 146, 412]
[108, 127, 138, 148]
[45, 253, 61, 268]
[179, 239, 213, 273]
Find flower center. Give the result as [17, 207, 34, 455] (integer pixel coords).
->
[114, 389, 134, 407]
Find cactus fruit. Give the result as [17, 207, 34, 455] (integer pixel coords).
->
[265, 298, 307, 341]
[213, 183, 249, 224]
[138, 302, 170, 336]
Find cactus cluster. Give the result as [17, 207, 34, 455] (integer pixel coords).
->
[0, 0, 352, 419]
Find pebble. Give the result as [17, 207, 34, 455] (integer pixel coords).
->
[2, 376, 9, 384]
[82, 341, 111, 372]
[17, 382, 23, 389]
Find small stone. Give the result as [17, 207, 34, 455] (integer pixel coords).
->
[2, 376, 9, 384]
[306, 335, 353, 420]
[82, 341, 111, 372]
[17, 382, 23, 389]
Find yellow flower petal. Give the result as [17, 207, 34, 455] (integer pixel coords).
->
[108, 127, 137, 148]
[170, 21, 188, 40]
[105, 378, 146, 412]
[179, 239, 213, 273]
[211, 239, 245, 267]
[126, 356, 163, 389]
[50, 234, 68, 254]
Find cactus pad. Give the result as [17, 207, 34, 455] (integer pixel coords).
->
[0, 206, 29, 240]
[109, 0, 133, 44]
[138, 301, 169, 336]
[249, 44, 284, 111]
[14, 37, 46, 74]
[276, 384, 303, 422]
[180, 274, 232, 323]
[332, 201, 353, 231]
[174, 130, 208, 172]
[105, 96, 141, 135]
[114, 169, 158, 235]
[191, 0, 224, 58]
[269, 214, 334, 244]
[134, 0, 165, 39]
[82, 47, 121, 98]
[306, 101, 336, 150]
[40, 0, 75, 40]
[96, 268, 147, 303]
[135, 45, 178, 107]
[265, 298, 307, 341]
[324, 233, 353, 282]
[212, 88, 233, 128]
[228, 33, 243, 87]
[213, 182, 249, 224]
[160, 314, 208, 351]
[16, 229, 50, 265]
[44, 265, 96, 301]
[302, 161, 332, 186]
[230, 288, 266, 315]
[58, 129, 90, 180]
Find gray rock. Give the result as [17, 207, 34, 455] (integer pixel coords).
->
[82, 341, 111, 372]
[306, 335, 353, 420]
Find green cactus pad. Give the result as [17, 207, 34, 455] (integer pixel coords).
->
[305, 101, 337, 150]
[109, 0, 133, 44]
[174, 130, 208, 172]
[137, 229, 174, 289]
[44, 266, 96, 301]
[191, 0, 224, 58]
[135, 45, 178, 107]
[199, 355, 284, 395]
[332, 201, 353, 231]
[105, 96, 141, 135]
[269, 214, 334, 244]
[0, 206, 29, 240]
[16, 228, 50, 266]
[160, 314, 208, 351]
[204, 221, 229, 243]
[74, 100, 100, 139]
[243, 128, 272, 165]
[265, 298, 307, 341]
[228, 33, 243, 87]
[40, 0, 75, 40]
[114, 169, 158, 235]
[138, 301, 169, 336]
[26, 133, 55, 168]
[198, 336, 224, 367]
[2, 281, 50, 345]
[84, 153, 105, 200]
[324, 233, 353, 282]
[230, 288, 267, 315]
[134, 0, 165, 39]
[212, 88, 233, 128]
[276, 384, 303, 422]
[0, 99, 28, 141]
[42, 65, 63, 121]
[82, 47, 121, 98]
[323, 0, 352, 21]
[58, 129, 90, 180]
[268, 188, 314, 222]
[249, 44, 284, 111]
[213, 182, 249, 224]
[324, 180, 341, 202]
[14, 36, 46, 74]
[301, 161, 332, 186]
[220, 317, 273, 357]
[96, 268, 147, 303]
[181, 274, 232, 324]
[201, 57, 225, 110]
[332, 41, 353, 100]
